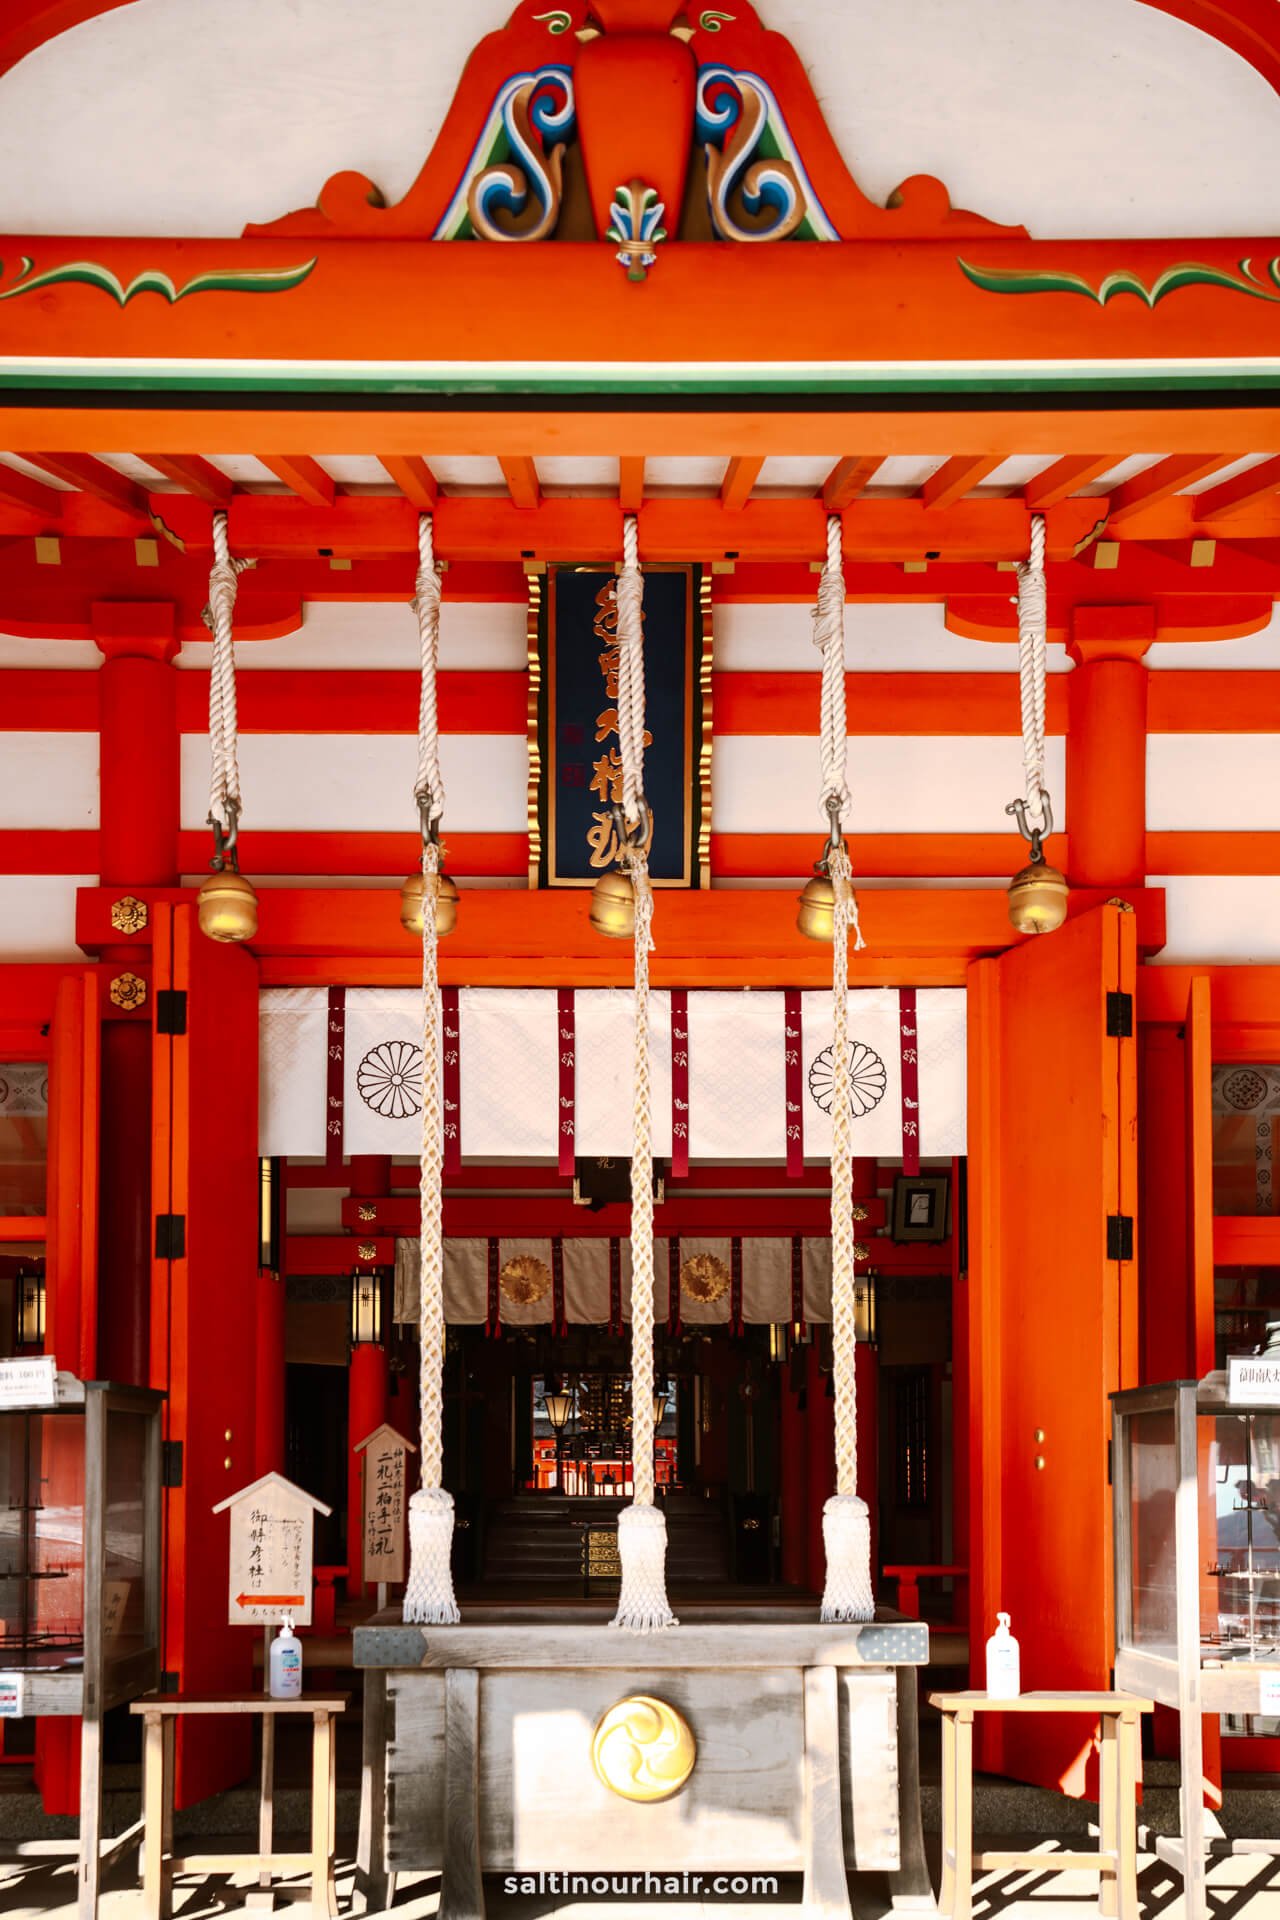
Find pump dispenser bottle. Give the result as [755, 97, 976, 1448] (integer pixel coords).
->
[985, 1611, 1021, 1697]
[269, 1616, 303, 1699]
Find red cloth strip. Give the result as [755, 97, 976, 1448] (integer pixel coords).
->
[791, 1234, 806, 1337]
[557, 989, 576, 1178]
[486, 1237, 501, 1339]
[608, 1238, 623, 1335]
[441, 986, 462, 1176]
[667, 1236, 682, 1336]
[670, 988, 690, 1179]
[324, 986, 346, 1168]
[551, 1236, 567, 1336]
[730, 1237, 744, 1337]
[783, 989, 804, 1178]
[899, 987, 921, 1176]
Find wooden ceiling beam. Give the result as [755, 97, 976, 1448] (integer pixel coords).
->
[1107, 453, 1231, 527]
[1193, 455, 1280, 521]
[138, 453, 234, 506]
[1022, 455, 1115, 512]
[921, 455, 1004, 511]
[618, 456, 645, 512]
[721, 455, 765, 512]
[822, 457, 882, 511]
[0, 460, 63, 519]
[15, 451, 147, 518]
[378, 455, 438, 511]
[499, 456, 541, 511]
[257, 455, 336, 507]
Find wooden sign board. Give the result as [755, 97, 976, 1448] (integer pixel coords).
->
[212, 1471, 331, 1628]
[355, 1424, 415, 1587]
[1227, 1354, 1280, 1406]
[582, 1526, 622, 1590]
[0, 1356, 57, 1409]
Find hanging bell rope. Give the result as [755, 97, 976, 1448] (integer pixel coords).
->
[815, 512, 873, 1623]
[611, 513, 676, 1634]
[799, 515, 866, 947]
[1004, 514, 1068, 934]
[400, 516, 458, 937]
[198, 511, 258, 942]
[403, 512, 461, 1627]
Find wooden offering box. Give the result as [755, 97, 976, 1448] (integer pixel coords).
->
[354, 1603, 932, 1920]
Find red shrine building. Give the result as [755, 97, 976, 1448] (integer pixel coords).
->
[1, 0, 1280, 1873]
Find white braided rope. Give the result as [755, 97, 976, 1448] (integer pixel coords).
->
[612, 514, 675, 1632]
[414, 514, 445, 824]
[1015, 513, 1049, 835]
[203, 511, 254, 841]
[403, 515, 459, 1626]
[812, 513, 850, 820]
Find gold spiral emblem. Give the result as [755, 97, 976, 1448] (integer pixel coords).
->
[591, 1695, 696, 1803]
[680, 1253, 730, 1304]
[500, 1253, 552, 1306]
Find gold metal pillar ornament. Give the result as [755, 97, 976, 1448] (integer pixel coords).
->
[591, 1696, 696, 1802]
[1005, 795, 1068, 936]
[197, 812, 258, 943]
[797, 794, 844, 942]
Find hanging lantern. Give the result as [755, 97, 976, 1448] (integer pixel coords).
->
[350, 1268, 387, 1348]
[197, 865, 258, 943]
[400, 868, 459, 937]
[1007, 855, 1069, 936]
[15, 1267, 45, 1352]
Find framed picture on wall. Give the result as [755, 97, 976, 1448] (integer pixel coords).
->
[891, 1173, 950, 1243]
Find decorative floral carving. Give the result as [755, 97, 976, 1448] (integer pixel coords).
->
[500, 1254, 553, 1305]
[807, 1042, 888, 1118]
[109, 972, 148, 1011]
[606, 179, 668, 281]
[357, 1041, 423, 1120]
[435, 68, 577, 242]
[680, 1252, 730, 1303]
[957, 255, 1280, 309]
[695, 66, 837, 243]
[110, 895, 148, 935]
[0, 255, 316, 305]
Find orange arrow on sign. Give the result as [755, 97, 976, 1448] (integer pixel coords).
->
[235, 1592, 305, 1608]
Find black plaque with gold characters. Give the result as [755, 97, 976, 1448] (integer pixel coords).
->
[534, 563, 710, 887]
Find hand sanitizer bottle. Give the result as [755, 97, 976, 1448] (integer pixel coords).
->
[985, 1611, 1021, 1698]
[269, 1616, 303, 1700]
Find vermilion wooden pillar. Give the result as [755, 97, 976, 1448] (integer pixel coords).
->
[347, 1158, 392, 1596]
[1065, 608, 1152, 889]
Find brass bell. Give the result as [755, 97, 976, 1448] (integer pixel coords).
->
[400, 870, 459, 937]
[797, 871, 837, 942]
[589, 868, 636, 939]
[197, 868, 259, 943]
[1007, 857, 1069, 936]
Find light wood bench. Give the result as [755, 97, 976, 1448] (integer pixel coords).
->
[929, 1690, 1152, 1920]
[130, 1692, 348, 1920]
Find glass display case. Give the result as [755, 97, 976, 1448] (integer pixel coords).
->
[0, 1369, 164, 1917]
[1112, 1372, 1280, 1920]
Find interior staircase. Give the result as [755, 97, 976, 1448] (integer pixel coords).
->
[481, 1493, 730, 1586]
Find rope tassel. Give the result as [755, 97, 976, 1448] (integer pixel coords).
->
[610, 515, 676, 1635]
[403, 514, 460, 1627]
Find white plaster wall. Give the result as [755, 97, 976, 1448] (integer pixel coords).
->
[1148, 877, 1280, 964]
[0, 734, 97, 826]
[0, 0, 1276, 239]
[715, 600, 1067, 674]
[173, 599, 529, 673]
[1147, 736, 1280, 831]
[0, 874, 94, 958]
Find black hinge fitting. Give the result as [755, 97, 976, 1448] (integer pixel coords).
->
[1105, 991, 1134, 1038]
[155, 989, 188, 1035]
[1107, 1214, 1135, 1261]
[154, 1214, 186, 1260]
[161, 1440, 183, 1488]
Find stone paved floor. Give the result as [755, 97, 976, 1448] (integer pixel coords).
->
[3, 1838, 1280, 1919]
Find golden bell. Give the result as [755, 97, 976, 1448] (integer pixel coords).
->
[1007, 857, 1069, 936]
[399, 870, 459, 937]
[197, 869, 258, 943]
[590, 868, 636, 939]
[796, 872, 837, 942]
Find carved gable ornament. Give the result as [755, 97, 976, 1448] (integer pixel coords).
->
[249, 0, 1020, 274]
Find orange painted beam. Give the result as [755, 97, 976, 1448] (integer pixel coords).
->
[172, 668, 527, 734]
[721, 455, 765, 512]
[176, 829, 526, 877]
[500, 456, 541, 511]
[1107, 454, 1231, 526]
[711, 831, 1068, 879]
[922, 456, 1003, 511]
[0, 829, 99, 873]
[713, 672, 1068, 735]
[618, 455, 646, 511]
[257, 455, 335, 506]
[16, 452, 147, 518]
[1023, 455, 1115, 511]
[1193, 455, 1280, 519]
[0, 1216, 47, 1242]
[0, 460, 63, 518]
[139, 454, 233, 506]
[378, 454, 438, 510]
[823, 457, 882, 510]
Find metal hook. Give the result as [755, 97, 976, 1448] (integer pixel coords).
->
[609, 794, 652, 859]
[1005, 791, 1054, 863]
[207, 805, 240, 873]
[416, 790, 443, 850]
[814, 792, 845, 872]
